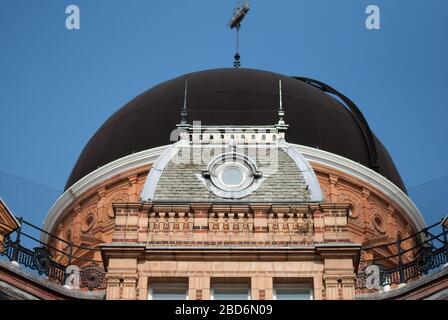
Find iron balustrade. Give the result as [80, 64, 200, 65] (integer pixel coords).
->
[0, 217, 106, 291]
[356, 217, 448, 290]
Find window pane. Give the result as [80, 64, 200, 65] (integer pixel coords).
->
[212, 287, 249, 300]
[149, 284, 188, 300]
[152, 291, 187, 300]
[274, 287, 311, 300]
[221, 167, 244, 186]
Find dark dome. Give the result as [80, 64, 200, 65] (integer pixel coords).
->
[65, 68, 406, 192]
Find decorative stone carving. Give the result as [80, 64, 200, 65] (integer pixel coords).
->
[81, 265, 107, 291]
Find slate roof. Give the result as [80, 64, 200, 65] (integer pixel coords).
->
[153, 145, 311, 203]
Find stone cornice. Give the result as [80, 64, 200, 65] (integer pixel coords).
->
[100, 243, 360, 262]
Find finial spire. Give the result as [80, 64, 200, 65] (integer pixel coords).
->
[278, 80, 285, 125]
[181, 80, 188, 125]
[276, 79, 289, 134]
[229, 1, 250, 68]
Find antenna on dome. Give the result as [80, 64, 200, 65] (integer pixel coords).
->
[276, 79, 289, 133]
[278, 80, 284, 125]
[229, 1, 250, 68]
[180, 80, 188, 125]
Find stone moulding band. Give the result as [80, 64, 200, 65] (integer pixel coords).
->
[41, 144, 426, 243]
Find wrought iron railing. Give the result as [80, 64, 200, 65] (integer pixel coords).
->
[2, 237, 66, 282]
[356, 217, 448, 290]
[0, 217, 106, 291]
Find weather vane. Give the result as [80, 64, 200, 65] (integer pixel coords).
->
[229, 1, 250, 68]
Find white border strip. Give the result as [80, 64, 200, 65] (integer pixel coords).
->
[279, 140, 323, 201]
[140, 140, 188, 202]
[42, 144, 426, 242]
[291, 144, 426, 231]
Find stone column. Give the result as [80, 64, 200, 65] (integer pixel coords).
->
[251, 276, 273, 300]
[189, 276, 210, 300]
[318, 245, 360, 300]
[323, 264, 356, 300]
[103, 251, 141, 300]
[122, 275, 139, 300]
[341, 277, 356, 300]
[106, 276, 121, 300]
[323, 277, 339, 300]
[313, 275, 323, 300]
[137, 275, 149, 300]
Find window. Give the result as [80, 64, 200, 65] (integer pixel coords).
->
[204, 152, 262, 199]
[211, 284, 250, 300]
[148, 282, 188, 300]
[273, 284, 313, 300]
[220, 166, 245, 187]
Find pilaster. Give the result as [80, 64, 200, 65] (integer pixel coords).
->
[251, 276, 273, 300]
[189, 276, 210, 300]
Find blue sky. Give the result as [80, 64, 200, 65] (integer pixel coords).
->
[0, 0, 447, 227]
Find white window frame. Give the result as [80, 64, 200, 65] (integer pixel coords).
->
[273, 283, 314, 300]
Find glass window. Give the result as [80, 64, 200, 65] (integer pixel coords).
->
[273, 284, 313, 300]
[221, 167, 244, 186]
[211, 284, 250, 300]
[148, 283, 188, 300]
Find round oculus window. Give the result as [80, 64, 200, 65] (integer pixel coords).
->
[204, 152, 262, 198]
[211, 162, 252, 192]
[220, 167, 245, 187]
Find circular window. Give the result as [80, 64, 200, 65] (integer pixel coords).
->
[203, 152, 262, 199]
[221, 167, 244, 187]
[212, 161, 253, 192]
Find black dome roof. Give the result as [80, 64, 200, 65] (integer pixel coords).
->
[65, 68, 406, 192]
